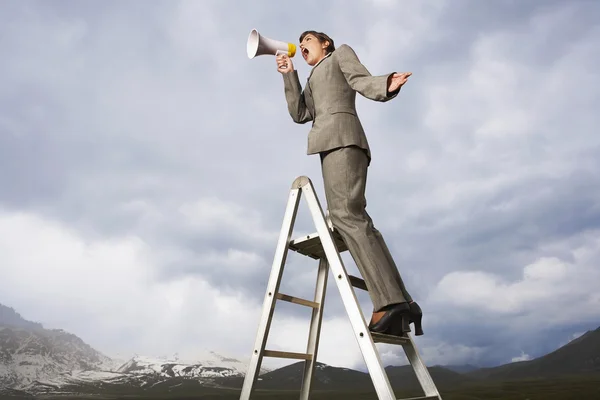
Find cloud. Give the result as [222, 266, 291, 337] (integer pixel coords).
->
[430, 230, 600, 321]
[0, 0, 599, 370]
[424, 230, 600, 365]
[0, 209, 262, 359]
[432, 256, 576, 315]
[511, 352, 532, 363]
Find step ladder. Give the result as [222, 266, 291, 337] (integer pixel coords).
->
[240, 176, 442, 400]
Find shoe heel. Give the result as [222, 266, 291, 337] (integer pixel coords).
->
[413, 314, 424, 336]
[409, 302, 424, 336]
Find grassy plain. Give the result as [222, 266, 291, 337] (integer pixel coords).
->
[32, 372, 600, 400]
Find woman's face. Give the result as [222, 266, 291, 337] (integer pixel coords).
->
[300, 34, 328, 66]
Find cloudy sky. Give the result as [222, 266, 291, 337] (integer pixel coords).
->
[1, 0, 599, 372]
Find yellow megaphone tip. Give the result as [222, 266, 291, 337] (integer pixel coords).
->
[288, 43, 296, 57]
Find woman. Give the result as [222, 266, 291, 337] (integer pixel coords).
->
[276, 30, 423, 337]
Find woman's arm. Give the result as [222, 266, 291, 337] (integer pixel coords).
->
[278, 54, 313, 124]
[336, 44, 409, 102]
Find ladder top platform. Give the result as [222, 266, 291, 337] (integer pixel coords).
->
[289, 229, 348, 259]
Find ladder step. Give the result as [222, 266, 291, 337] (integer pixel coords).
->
[349, 275, 367, 291]
[289, 229, 348, 259]
[371, 332, 411, 345]
[263, 350, 313, 360]
[276, 293, 319, 308]
[398, 397, 440, 400]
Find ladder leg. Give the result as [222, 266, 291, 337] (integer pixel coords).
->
[299, 258, 329, 400]
[300, 180, 397, 400]
[403, 336, 442, 399]
[239, 187, 302, 400]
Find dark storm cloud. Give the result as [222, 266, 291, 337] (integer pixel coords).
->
[0, 0, 599, 369]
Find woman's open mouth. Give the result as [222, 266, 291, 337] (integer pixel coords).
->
[302, 48, 309, 59]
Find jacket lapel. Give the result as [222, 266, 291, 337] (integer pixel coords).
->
[307, 51, 332, 81]
[305, 52, 333, 119]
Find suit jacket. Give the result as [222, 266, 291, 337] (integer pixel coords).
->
[282, 44, 400, 161]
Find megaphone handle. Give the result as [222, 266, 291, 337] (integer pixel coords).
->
[275, 49, 289, 69]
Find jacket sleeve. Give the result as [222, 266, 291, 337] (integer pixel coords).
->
[335, 44, 400, 102]
[282, 70, 313, 124]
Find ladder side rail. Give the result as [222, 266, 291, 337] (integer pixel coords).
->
[239, 187, 302, 400]
[299, 258, 329, 400]
[300, 179, 398, 400]
[402, 336, 442, 399]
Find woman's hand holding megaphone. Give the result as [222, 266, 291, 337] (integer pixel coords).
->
[277, 54, 294, 74]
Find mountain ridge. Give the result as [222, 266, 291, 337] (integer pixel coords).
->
[1, 301, 599, 396]
[467, 325, 600, 380]
[0, 302, 266, 395]
[0, 304, 43, 331]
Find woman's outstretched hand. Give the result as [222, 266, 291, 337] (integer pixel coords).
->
[387, 72, 412, 93]
[276, 54, 295, 74]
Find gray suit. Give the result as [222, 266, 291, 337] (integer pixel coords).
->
[281, 44, 412, 311]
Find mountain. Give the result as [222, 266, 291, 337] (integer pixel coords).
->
[2, 301, 599, 397]
[233, 361, 373, 390]
[218, 325, 600, 392]
[385, 365, 474, 390]
[468, 326, 600, 380]
[0, 302, 261, 396]
[215, 361, 470, 392]
[114, 353, 251, 379]
[0, 304, 43, 331]
[0, 328, 256, 394]
[441, 364, 479, 374]
[0, 324, 114, 390]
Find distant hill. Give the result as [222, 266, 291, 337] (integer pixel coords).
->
[224, 325, 600, 391]
[260, 362, 372, 390]
[385, 365, 474, 390]
[468, 326, 600, 380]
[217, 361, 470, 392]
[217, 361, 373, 391]
[441, 364, 479, 373]
[0, 304, 43, 331]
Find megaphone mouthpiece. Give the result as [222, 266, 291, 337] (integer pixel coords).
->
[247, 29, 296, 59]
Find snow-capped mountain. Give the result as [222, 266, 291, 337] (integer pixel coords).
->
[0, 303, 266, 395]
[0, 324, 113, 389]
[115, 352, 250, 378]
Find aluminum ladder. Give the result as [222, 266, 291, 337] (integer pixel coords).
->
[240, 176, 442, 400]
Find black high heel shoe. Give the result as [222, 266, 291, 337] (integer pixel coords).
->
[368, 302, 411, 336]
[408, 301, 424, 336]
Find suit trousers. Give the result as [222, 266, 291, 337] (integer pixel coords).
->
[320, 145, 412, 312]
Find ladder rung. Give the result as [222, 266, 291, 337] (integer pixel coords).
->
[276, 293, 319, 308]
[371, 332, 411, 345]
[263, 350, 313, 360]
[289, 229, 348, 259]
[398, 397, 439, 400]
[349, 275, 367, 291]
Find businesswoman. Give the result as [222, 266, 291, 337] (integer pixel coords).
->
[276, 31, 422, 337]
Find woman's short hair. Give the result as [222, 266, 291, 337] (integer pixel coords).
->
[299, 31, 336, 53]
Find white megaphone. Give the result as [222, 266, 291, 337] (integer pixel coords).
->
[247, 29, 296, 59]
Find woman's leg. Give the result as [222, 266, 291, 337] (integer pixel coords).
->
[320, 146, 412, 312]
